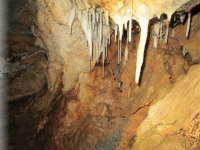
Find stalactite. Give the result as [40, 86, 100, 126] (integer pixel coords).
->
[124, 23, 129, 62]
[93, 8, 95, 30]
[96, 12, 99, 22]
[124, 22, 127, 30]
[89, 13, 91, 31]
[119, 23, 123, 41]
[118, 34, 120, 64]
[165, 21, 169, 43]
[98, 24, 100, 58]
[115, 24, 118, 42]
[129, 17, 132, 42]
[104, 10, 109, 26]
[108, 26, 110, 44]
[105, 23, 107, 35]
[74, 0, 191, 83]
[160, 15, 163, 40]
[153, 22, 160, 48]
[68, 0, 76, 34]
[102, 24, 105, 77]
[86, 8, 89, 29]
[92, 37, 94, 61]
[95, 24, 97, 35]
[88, 13, 92, 62]
[91, 14, 94, 40]
[106, 40, 108, 57]
[119, 39, 122, 63]
[186, 11, 191, 37]
[135, 20, 149, 84]
[100, 11, 102, 42]
[103, 25, 105, 51]
[118, 23, 123, 64]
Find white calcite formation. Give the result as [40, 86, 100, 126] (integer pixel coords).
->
[33, 0, 193, 90]
[74, 0, 191, 83]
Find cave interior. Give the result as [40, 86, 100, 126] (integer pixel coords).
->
[1, 0, 200, 149]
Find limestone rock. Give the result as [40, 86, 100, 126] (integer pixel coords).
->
[175, 12, 200, 63]
[120, 37, 189, 116]
[134, 64, 200, 149]
[32, 0, 90, 91]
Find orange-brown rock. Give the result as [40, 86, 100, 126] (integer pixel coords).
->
[120, 36, 189, 117]
[21, 52, 46, 65]
[175, 12, 200, 63]
[42, 67, 125, 150]
[8, 34, 37, 54]
[133, 64, 200, 150]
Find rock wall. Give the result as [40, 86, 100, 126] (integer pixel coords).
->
[41, 67, 125, 150]
[30, 0, 91, 92]
[117, 9, 200, 150]
[6, 0, 200, 150]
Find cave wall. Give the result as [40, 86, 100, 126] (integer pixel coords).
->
[6, 0, 200, 150]
[30, 0, 92, 91]
[30, 0, 199, 93]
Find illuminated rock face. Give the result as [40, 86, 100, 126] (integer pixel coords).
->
[32, 0, 91, 91]
[32, 0, 192, 92]
[75, 0, 190, 83]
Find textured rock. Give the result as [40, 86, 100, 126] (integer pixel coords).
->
[42, 67, 123, 150]
[7, 1, 200, 150]
[133, 64, 200, 149]
[31, 0, 194, 92]
[7, 60, 47, 101]
[21, 52, 46, 65]
[3, 33, 48, 101]
[175, 12, 200, 63]
[116, 106, 149, 150]
[8, 34, 36, 54]
[31, 0, 91, 91]
[120, 36, 189, 116]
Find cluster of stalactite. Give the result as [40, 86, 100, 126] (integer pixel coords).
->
[70, 0, 192, 83]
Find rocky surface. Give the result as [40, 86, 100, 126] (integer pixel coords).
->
[116, 10, 200, 150]
[30, 0, 92, 92]
[3, 34, 47, 101]
[133, 64, 200, 150]
[5, 0, 200, 150]
[120, 36, 189, 116]
[175, 7, 200, 64]
[0, 0, 48, 101]
[40, 67, 124, 150]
